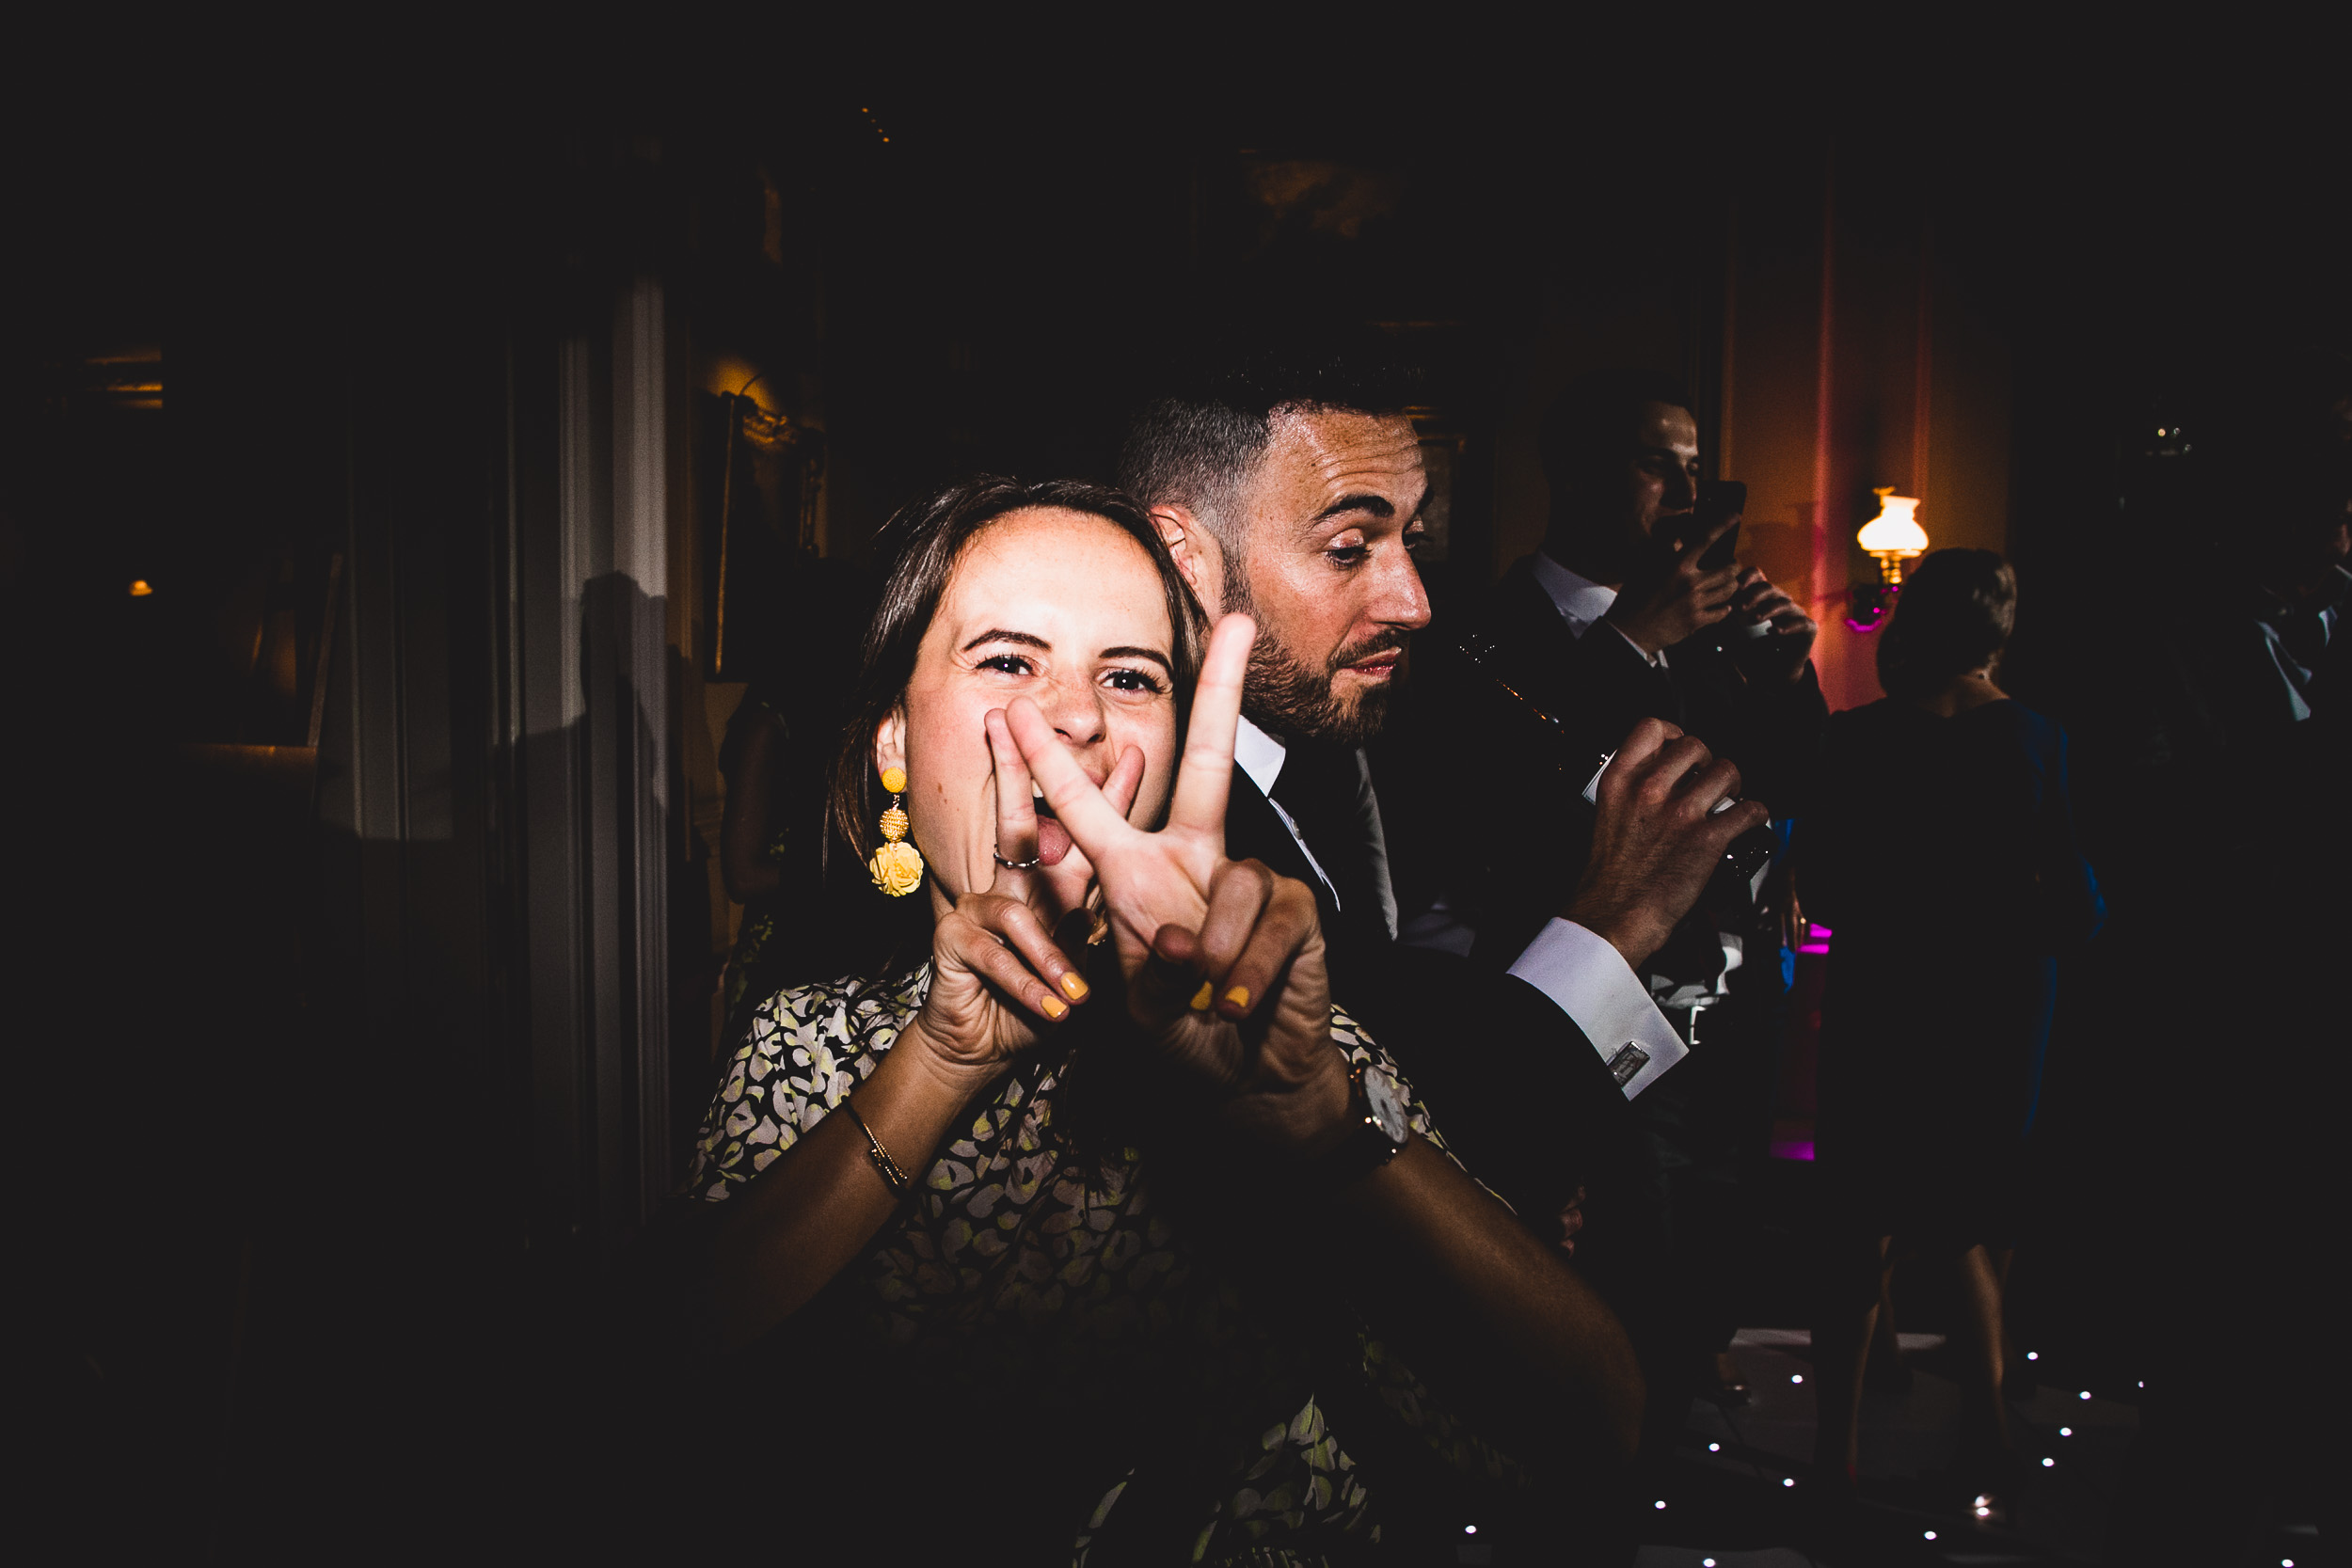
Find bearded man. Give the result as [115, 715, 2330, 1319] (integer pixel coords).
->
[1118, 338, 1760, 1223]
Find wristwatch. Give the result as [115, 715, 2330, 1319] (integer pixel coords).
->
[1312, 1055, 1411, 1187]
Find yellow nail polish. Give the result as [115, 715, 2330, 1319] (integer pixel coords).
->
[1222, 986, 1250, 1012]
[1059, 972, 1089, 1002]
[1041, 994, 1069, 1020]
[1190, 981, 1215, 1011]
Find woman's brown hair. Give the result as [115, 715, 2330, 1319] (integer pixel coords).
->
[1876, 547, 2019, 701]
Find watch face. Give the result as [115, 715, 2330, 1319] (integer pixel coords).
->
[1360, 1063, 1410, 1145]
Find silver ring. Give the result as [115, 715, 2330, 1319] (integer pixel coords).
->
[993, 847, 1041, 871]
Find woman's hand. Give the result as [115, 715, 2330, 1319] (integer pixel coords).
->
[1006, 613, 1352, 1153]
[1138, 858, 1352, 1155]
[898, 717, 1146, 1089]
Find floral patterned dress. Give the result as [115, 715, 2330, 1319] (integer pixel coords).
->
[686, 965, 1518, 1565]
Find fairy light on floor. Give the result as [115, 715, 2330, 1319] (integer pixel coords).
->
[1691, 1340, 2169, 1552]
[1654, 1500, 1666, 1511]
[1462, 1526, 1476, 1535]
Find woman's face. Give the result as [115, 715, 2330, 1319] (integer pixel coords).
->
[877, 507, 1183, 922]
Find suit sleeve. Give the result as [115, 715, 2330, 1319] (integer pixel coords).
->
[1502, 919, 1688, 1098]
[1348, 947, 1644, 1226]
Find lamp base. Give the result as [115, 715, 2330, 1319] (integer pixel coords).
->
[1869, 549, 1920, 586]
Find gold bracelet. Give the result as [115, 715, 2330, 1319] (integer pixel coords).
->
[841, 1100, 912, 1195]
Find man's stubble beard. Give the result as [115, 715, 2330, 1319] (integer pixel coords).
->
[1224, 553, 1404, 749]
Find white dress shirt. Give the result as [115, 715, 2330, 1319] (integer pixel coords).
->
[1237, 713, 1681, 1099]
[1527, 549, 1670, 668]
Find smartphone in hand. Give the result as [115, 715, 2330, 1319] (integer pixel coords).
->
[1666, 480, 1745, 570]
[1671, 480, 1779, 641]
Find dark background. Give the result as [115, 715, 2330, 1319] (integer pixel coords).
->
[7, 35, 2341, 1561]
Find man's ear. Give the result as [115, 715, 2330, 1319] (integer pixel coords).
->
[1150, 503, 1225, 622]
[871, 707, 908, 783]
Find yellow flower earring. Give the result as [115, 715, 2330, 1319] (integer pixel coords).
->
[868, 766, 926, 897]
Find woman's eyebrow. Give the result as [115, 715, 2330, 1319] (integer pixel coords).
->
[962, 629, 1168, 673]
[961, 629, 1050, 653]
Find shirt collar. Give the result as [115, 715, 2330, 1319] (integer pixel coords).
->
[1232, 715, 1287, 800]
[1530, 549, 1620, 634]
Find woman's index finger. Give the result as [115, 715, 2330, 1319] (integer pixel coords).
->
[1003, 695, 1136, 853]
[1168, 613, 1252, 837]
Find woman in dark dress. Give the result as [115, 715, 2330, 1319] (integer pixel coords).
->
[1798, 549, 2105, 1512]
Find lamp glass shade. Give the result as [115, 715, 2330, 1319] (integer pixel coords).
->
[1856, 494, 1929, 557]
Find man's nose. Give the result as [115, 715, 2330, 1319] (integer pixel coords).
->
[1375, 547, 1434, 632]
[1664, 466, 1698, 512]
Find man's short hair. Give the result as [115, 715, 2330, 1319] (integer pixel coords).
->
[1538, 369, 1694, 488]
[1116, 324, 1425, 556]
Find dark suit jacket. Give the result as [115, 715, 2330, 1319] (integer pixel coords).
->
[1463, 556, 1829, 972]
[1222, 754, 1390, 997]
[1223, 759, 1641, 1226]
[1485, 555, 1828, 810]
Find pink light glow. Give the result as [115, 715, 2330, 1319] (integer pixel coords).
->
[1770, 1137, 1817, 1162]
[1797, 922, 1833, 955]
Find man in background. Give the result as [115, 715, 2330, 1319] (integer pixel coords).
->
[1457, 371, 1827, 1449]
